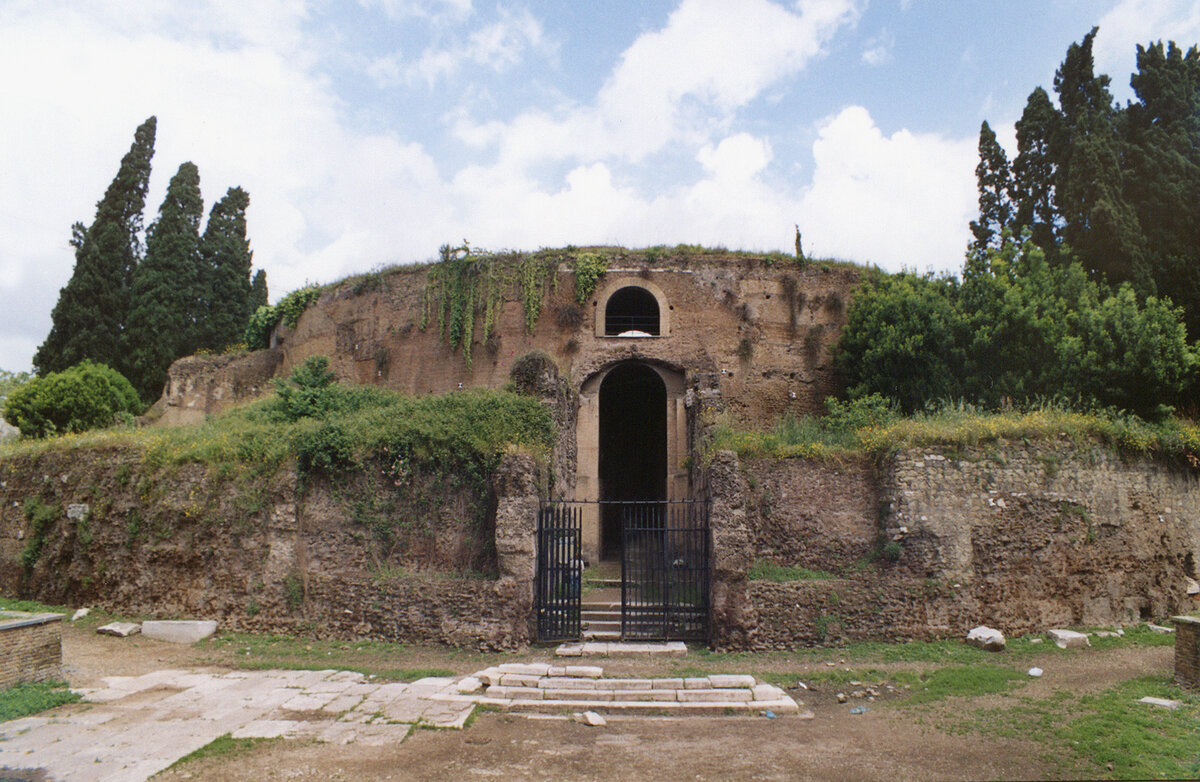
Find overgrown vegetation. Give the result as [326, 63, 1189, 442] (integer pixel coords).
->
[244, 284, 322, 351]
[0, 681, 80, 723]
[19, 497, 58, 569]
[710, 394, 1200, 466]
[2, 360, 142, 439]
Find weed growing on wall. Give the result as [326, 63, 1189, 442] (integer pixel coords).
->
[243, 285, 322, 350]
[20, 497, 57, 569]
[570, 252, 607, 304]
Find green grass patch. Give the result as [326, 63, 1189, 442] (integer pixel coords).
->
[0, 597, 69, 615]
[901, 664, 1028, 705]
[747, 559, 837, 582]
[166, 733, 282, 770]
[0, 681, 80, 722]
[964, 676, 1200, 779]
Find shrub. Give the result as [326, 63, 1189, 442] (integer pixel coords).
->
[243, 285, 323, 350]
[2, 360, 142, 438]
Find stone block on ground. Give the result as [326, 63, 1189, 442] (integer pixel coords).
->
[709, 674, 756, 688]
[966, 625, 1006, 652]
[96, 622, 141, 637]
[563, 666, 603, 678]
[575, 710, 606, 726]
[141, 620, 218, 644]
[1147, 623, 1175, 634]
[71, 608, 90, 622]
[1047, 629, 1090, 649]
[1139, 696, 1181, 710]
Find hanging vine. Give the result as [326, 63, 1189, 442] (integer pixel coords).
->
[420, 245, 561, 367]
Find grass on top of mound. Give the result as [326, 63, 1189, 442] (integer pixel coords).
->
[708, 396, 1200, 465]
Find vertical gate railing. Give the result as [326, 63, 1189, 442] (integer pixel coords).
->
[620, 500, 709, 641]
[535, 502, 582, 642]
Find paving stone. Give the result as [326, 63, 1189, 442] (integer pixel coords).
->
[538, 677, 597, 689]
[476, 668, 503, 685]
[581, 642, 610, 655]
[709, 675, 756, 689]
[232, 720, 295, 739]
[683, 677, 711, 690]
[555, 643, 585, 657]
[140, 620, 218, 644]
[281, 692, 340, 711]
[499, 674, 542, 687]
[322, 693, 366, 714]
[677, 689, 753, 702]
[327, 671, 366, 683]
[563, 666, 604, 678]
[497, 663, 551, 676]
[456, 676, 483, 694]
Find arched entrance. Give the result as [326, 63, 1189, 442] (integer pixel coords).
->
[598, 363, 666, 559]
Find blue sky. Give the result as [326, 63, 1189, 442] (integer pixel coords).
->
[3, 0, 1199, 372]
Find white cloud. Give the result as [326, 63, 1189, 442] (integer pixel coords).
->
[1093, 0, 1200, 84]
[360, 0, 472, 23]
[798, 106, 976, 272]
[861, 28, 894, 65]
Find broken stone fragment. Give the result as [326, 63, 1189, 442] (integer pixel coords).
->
[1146, 623, 1175, 634]
[96, 622, 141, 637]
[1139, 696, 1181, 710]
[574, 710, 606, 726]
[1047, 629, 1090, 649]
[1186, 577, 1200, 596]
[71, 608, 90, 622]
[966, 625, 1006, 652]
[1027, 668, 1043, 678]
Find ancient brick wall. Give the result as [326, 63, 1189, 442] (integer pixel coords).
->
[0, 613, 63, 688]
[1175, 615, 1200, 689]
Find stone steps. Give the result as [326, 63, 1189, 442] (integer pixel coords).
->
[443, 663, 805, 717]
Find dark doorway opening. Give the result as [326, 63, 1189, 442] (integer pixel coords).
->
[605, 286, 660, 335]
[598, 363, 667, 559]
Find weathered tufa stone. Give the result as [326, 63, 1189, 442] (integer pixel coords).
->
[966, 625, 1006, 652]
[141, 620, 217, 644]
[96, 622, 141, 637]
[1047, 629, 1090, 649]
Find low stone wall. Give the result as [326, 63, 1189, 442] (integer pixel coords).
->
[0, 612, 64, 688]
[1175, 615, 1200, 690]
[722, 443, 1200, 650]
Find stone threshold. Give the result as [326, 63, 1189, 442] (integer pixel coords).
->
[555, 641, 688, 657]
[429, 662, 808, 717]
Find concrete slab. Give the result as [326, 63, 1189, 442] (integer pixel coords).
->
[140, 620, 218, 643]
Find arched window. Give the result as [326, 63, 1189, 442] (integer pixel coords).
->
[605, 286, 660, 336]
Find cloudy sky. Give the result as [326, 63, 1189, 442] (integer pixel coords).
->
[3, 0, 1199, 372]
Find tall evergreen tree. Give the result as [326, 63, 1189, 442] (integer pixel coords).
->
[1011, 87, 1060, 255]
[198, 187, 254, 351]
[1124, 41, 1200, 338]
[968, 120, 1014, 264]
[34, 116, 156, 376]
[124, 162, 205, 403]
[1052, 28, 1144, 283]
[250, 269, 269, 314]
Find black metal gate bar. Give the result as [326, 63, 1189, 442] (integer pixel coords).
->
[620, 500, 709, 642]
[535, 502, 581, 642]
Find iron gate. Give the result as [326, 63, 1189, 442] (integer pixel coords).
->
[534, 502, 582, 641]
[620, 501, 709, 641]
[535, 499, 709, 642]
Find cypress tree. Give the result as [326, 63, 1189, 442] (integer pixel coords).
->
[124, 162, 205, 403]
[250, 269, 269, 312]
[1012, 87, 1061, 256]
[198, 187, 254, 351]
[1052, 28, 1144, 283]
[34, 116, 156, 376]
[968, 120, 1014, 263]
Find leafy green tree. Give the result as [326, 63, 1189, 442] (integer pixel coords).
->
[2, 360, 141, 438]
[270, 355, 339, 421]
[834, 271, 967, 412]
[124, 161, 205, 403]
[34, 117, 156, 377]
[968, 121, 1014, 263]
[0, 370, 32, 405]
[198, 186, 255, 351]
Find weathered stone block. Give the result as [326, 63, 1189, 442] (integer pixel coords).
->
[141, 620, 217, 644]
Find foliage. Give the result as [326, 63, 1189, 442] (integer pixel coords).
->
[0, 681, 80, 723]
[269, 356, 338, 422]
[571, 252, 607, 304]
[836, 239, 1197, 417]
[2, 360, 142, 439]
[20, 496, 58, 569]
[124, 161, 206, 403]
[0, 370, 31, 405]
[199, 186, 258, 352]
[35, 116, 156, 379]
[746, 560, 835, 581]
[978, 31, 1200, 341]
[243, 285, 322, 350]
[420, 245, 559, 366]
[968, 120, 1014, 260]
[709, 398, 1200, 466]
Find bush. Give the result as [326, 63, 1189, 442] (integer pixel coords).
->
[2, 360, 142, 438]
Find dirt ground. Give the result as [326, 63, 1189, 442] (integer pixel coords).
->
[57, 625, 1175, 782]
